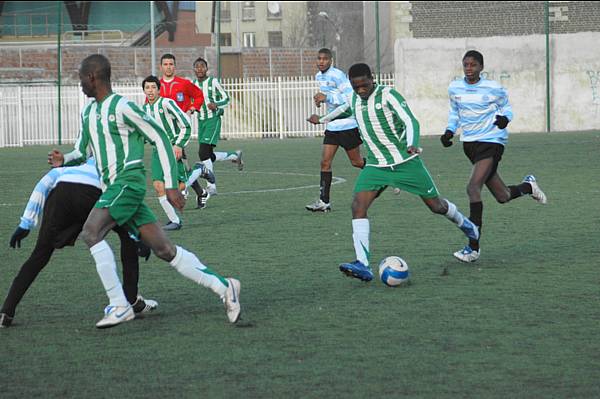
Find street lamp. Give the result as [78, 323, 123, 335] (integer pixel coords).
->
[318, 11, 342, 61]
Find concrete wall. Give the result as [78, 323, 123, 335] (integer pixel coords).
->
[394, 32, 600, 135]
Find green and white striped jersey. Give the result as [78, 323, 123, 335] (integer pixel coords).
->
[191, 76, 230, 120]
[321, 84, 420, 167]
[142, 97, 191, 148]
[63, 93, 178, 190]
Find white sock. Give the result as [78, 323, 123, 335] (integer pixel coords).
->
[214, 151, 237, 161]
[203, 159, 214, 173]
[444, 199, 465, 227]
[352, 218, 370, 266]
[159, 195, 180, 224]
[90, 240, 129, 307]
[169, 246, 228, 297]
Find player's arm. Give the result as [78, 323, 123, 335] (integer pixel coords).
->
[492, 86, 513, 129]
[166, 99, 192, 148]
[386, 88, 420, 152]
[308, 101, 352, 125]
[187, 80, 205, 113]
[328, 74, 353, 106]
[441, 86, 460, 147]
[212, 79, 230, 108]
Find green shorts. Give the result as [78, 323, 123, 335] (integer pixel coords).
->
[354, 157, 440, 199]
[151, 148, 188, 183]
[95, 169, 157, 236]
[197, 117, 221, 146]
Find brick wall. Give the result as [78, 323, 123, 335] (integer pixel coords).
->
[0, 46, 319, 84]
[410, 1, 600, 38]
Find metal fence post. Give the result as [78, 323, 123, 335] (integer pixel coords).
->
[18, 86, 24, 147]
[277, 76, 284, 139]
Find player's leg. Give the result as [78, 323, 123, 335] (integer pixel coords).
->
[152, 149, 181, 229]
[199, 143, 218, 195]
[486, 172, 547, 205]
[306, 138, 338, 212]
[137, 221, 241, 323]
[341, 128, 366, 169]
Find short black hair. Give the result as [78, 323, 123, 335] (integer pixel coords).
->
[142, 75, 161, 90]
[463, 50, 484, 67]
[80, 54, 111, 82]
[161, 53, 176, 64]
[193, 57, 208, 67]
[318, 48, 333, 58]
[348, 63, 373, 79]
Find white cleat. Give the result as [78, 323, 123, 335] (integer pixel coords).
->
[234, 150, 244, 171]
[132, 295, 158, 316]
[523, 175, 547, 204]
[222, 278, 241, 323]
[305, 199, 331, 212]
[453, 245, 481, 263]
[95, 305, 134, 329]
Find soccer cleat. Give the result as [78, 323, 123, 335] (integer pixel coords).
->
[234, 150, 244, 171]
[162, 221, 182, 231]
[222, 278, 241, 323]
[305, 199, 331, 212]
[523, 175, 547, 204]
[459, 218, 480, 241]
[453, 245, 481, 263]
[196, 190, 210, 209]
[188, 162, 216, 185]
[95, 305, 134, 329]
[339, 260, 374, 282]
[0, 313, 13, 328]
[132, 295, 158, 315]
[207, 185, 218, 196]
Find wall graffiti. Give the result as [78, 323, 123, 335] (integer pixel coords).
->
[586, 70, 600, 105]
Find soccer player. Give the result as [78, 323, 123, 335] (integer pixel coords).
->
[48, 54, 241, 328]
[305, 48, 365, 213]
[142, 75, 214, 230]
[192, 57, 243, 196]
[310, 63, 479, 281]
[440, 50, 547, 263]
[159, 53, 210, 209]
[1, 158, 156, 328]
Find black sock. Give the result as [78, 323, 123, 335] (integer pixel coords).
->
[190, 180, 204, 197]
[509, 182, 532, 200]
[469, 201, 483, 251]
[320, 171, 333, 203]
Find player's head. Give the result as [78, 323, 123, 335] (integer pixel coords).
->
[317, 48, 333, 72]
[79, 54, 111, 97]
[160, 53, 176, 78]
[348, 63, 375, 100]
[142, 75, 161, 103]
[462, 50, 484, 83]
[193, 57, 208, 79]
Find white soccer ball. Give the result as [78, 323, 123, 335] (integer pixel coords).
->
[378, 256, 410, 287]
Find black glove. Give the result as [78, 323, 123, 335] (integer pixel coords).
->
[137, 241, 151, 261]
[493, 115, 509, 129]
[440, 130, 454, 147]
[9, 227, 30, 248]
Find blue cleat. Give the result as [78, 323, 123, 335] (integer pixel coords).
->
[459, 218, 479, 241]
[339, 260, 374, 282]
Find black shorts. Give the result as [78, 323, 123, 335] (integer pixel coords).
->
[463, 141, 505, 177]
[323, 128, 362, 150]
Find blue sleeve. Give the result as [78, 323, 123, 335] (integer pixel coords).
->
[19, 168, 64, 230]
[447, 86, 460, 133]
[493, 86, 513, 121]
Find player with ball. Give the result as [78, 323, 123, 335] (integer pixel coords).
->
[310, 63, 480, 283]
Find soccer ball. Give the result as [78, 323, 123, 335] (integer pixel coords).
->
[378, 256, 410, 287]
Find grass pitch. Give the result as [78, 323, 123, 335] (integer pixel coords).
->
[1, 131, 599, 398]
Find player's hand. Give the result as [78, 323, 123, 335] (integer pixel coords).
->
[307, 114, 321, 125]
[166, 188, 185, 211]
[136, 241, 151, 261]
[173, 145, 183, 161]
[9, 227, 30, 248]
[207, 102, 217, 111]
[48, 149, 64, 167]
[407, 146, 422, 155]
[493, 115, 509, 129]
[440, 130, 454, 148]
[313, 92, 326, 107]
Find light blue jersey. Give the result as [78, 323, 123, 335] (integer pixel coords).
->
[447, 78, 513, 145]
[316, 66, 358, 132]
[19, 158, 100, 230]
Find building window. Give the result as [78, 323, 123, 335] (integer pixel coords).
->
[243, 32, 255, 48]
[242, 1, 255, 21]
[220, 1, 231, 21]
[267, 2, 282, 19]
[220, 33, 232, 46]
[268, 31, 283, 47]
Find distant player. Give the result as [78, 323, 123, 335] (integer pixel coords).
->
[48, 54, 241, 328]
[159, 53, 210, 209]
[1, 158, 156, 328]
[192, 56, 243, 196]
[306, 48, 365, 213]
[440, 50, 547, 263]
[311, 63, 479, 281]
[142, 75, 214, 230]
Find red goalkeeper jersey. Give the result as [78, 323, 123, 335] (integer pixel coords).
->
[160, 76, 204, 113]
